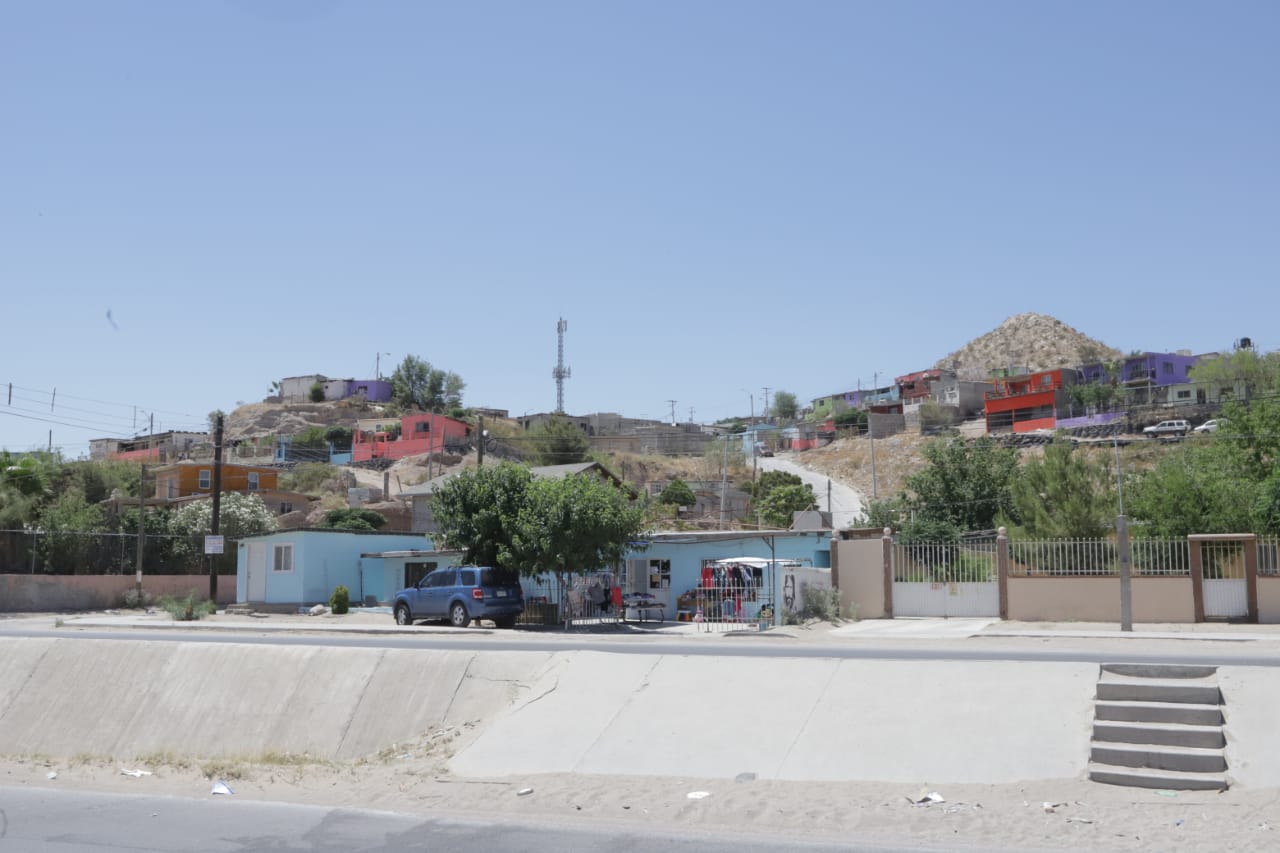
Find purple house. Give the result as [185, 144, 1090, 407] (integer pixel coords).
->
[1118, 352, 1200, 404]
[346, 379, 392, 403]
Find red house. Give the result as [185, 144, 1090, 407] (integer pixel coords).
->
[984, 369, 1076, 434]
[896, 369, 945, 404]
[351, 414, 472, 462]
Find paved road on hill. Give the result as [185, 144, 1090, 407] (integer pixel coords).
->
[756, 454, 865, 529]
[6, 624, 1280, 667]
[0, 786, 940, 853]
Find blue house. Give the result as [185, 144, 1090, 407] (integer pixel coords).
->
[236, 527, 834, 619]
[237, 529, 462, 607]
[621, 530, 832, 618]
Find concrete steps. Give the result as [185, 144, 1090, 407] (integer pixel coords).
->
[1088, 663, 1229, 791]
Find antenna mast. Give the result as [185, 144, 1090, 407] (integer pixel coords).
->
[552, 317, 572, 413]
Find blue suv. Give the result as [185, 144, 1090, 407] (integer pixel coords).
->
[393, 566, 524, 629]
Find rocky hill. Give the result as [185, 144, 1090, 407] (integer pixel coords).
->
[934, 312, 1122, 378]
[224, 401, 369, 443]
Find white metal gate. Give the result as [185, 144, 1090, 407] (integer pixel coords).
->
[892, 541, 999, 618]
[1201, 540, 1248, 619]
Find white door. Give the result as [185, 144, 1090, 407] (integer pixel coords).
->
[247, 542, 267, 601]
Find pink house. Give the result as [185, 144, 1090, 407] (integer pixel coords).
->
[351, 414, 472, 463]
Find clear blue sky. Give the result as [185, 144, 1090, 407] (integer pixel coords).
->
[3, 1, 1277, 455]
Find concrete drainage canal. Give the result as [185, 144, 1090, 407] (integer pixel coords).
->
[1088, 663, 1228, 791]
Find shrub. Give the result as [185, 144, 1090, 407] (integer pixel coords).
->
[121, 588, 155, 609]
[797, 583, 843, 622]
[309, 382, 325, 403]
[330, 585, 350, 614]
[159, 592, 216, 621]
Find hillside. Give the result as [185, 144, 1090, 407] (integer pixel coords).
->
[935, 312, 1123, 378]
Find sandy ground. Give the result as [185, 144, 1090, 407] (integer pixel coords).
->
[4, 751, 1277, 852]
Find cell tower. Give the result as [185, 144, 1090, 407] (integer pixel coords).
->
[552, 317, 571, 413]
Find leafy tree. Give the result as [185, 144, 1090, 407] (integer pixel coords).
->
[390, 355, 465, 412]
[0, 452, 53, 527]
[431, 463, 646, 578]
[756, 483, 817, 528]
[34, 486, 105, 573]
[316, 508, 387, 531]
[752, 470, 803, 500]
[772, 391, 799, 421]
[1001, 441, 1114, 538]
[293, 426, 329, 448]
[309, 382, 325, 403]
[657, 478, 696, 519]
[168, 493, 279, 567]
[324, 425, 353, 450]
[1126, 443, 1256, 537]
[507, 473, 647, 579]
[857, 496, 907, 531]
[832, 408, 867, 430]
[904, 437, 1020, 533]
[528, 414, 590, 465]
[430, 463, 536, 569]
[1189, 348, 1280, 400]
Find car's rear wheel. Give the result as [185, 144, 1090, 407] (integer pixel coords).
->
[394, 603, 411, 626]
[492, 616, 516, 629]
[449, 602, 470, 628]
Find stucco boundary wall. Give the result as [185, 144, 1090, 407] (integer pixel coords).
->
[832, 535, 1280, 624]
[0, 574, 236, 612]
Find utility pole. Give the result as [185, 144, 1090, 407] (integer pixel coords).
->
[749, 393, 757, 485]
[870, 372, 878, 500]
[718, 433, 729, 530]
[666, 400, 678, 425]
[477, 415, 485, 467]
[1114, 433, 1132, 631]
[762, 387, 771, 422]
[136, 463, 145, 601]
[207, 414, 223, 602]
[688, 406, 695, 423]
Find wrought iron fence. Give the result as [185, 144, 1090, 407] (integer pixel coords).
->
[1006, 538, 1190, 577]
[892, 541, 997, 583]
[1260, 536, 1280, 576]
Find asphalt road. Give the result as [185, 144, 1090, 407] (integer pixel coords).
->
[0, 786, 948, 853]
[5, 625, 1280, 667]
[756, 454, 865, 529]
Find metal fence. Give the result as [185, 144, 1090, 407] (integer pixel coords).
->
[517, 572, 625, 627]
[0, 529, 235, 575]
[1006, 538, 1190, 577]
[892, 541, 998, 583]
[1260, 536, 1280, 576]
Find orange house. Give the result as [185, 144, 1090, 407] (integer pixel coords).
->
[984, 369, 1076, 434]
[152, 463, 280, 501]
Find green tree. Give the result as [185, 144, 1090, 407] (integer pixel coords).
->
[34, 486, 106, 573]
[832, 408, 867, 431]
[528, 415, 590, 465]
[904, 437, 1020, 533]
[324, 425, 353, 450]
[431, 463, 645, 577]
[1001, 441, 1114, 538]
[657, 478, 697, 518]
[293, 426, 329, 448]
[772, 391, 799, 421]
[752, 469, 803, 500]
[1189, 348, 1280, 400]
[390, 354, 466, 412]
[1126, 443, 1256, 537]
[756, 483, 817, 528]
[0, 452, 53, 527]
[315, 508, 387, 531]
[168, 493, 279, 568]
[506, 473, 647, 580]
[309, 382, 325, 403]
[430, 464, 537, 569]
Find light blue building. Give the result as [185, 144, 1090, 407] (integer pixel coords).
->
[236, 527, 834, 617]
[236, 529, 462, 607]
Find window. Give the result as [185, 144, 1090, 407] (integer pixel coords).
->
[198, 469, 211, 490]
[426, 570, 454, 588]
[279, 501, 293, 514]
[459, 569, 476, 586]
[166, 480, 175, 499]
[247, 472, 259, 491]
[1163, 361, 1173, 375]
[1176, 390, 1191, 400]
[415, 421, 430, 433]
[405, 561, 438, 588]
[272, 544, 293, 573]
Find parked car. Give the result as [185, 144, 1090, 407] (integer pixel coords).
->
[754, 442, 774, 457]
[1143, 419, 1191, 437]
[393, 566, 524, 628]
[1193, 419, 1220, 434]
